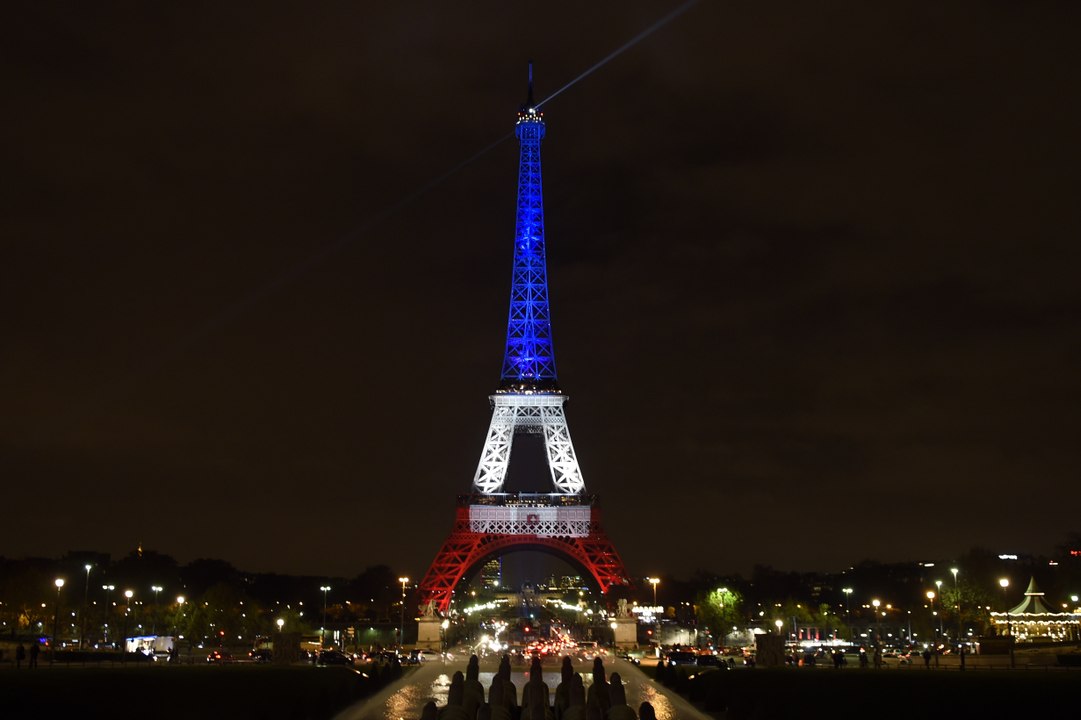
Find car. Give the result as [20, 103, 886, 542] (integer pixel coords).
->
[316, 649, 354, 666]
[665, 650, 698, 666]
[206, 650, 233, 664]
[696, 653, 726, 667]
[248, 649, 272, 663]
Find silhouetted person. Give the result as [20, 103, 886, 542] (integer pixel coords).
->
[464, 656, 485, 719]
[16, 642, 25, 669]
[489, 675, 512, 720]
[606, 672, 636, 720]
[923, 648, 932, 668]
[28, 642, 39, 669]
[872, 647, 882, 670]
[638, 702, 657, 720]
[521, 657, 551, 719]
[494, 654, 518, 711]
[421, 700, 439, 720]
[554, 657, 574, 720]
[959, 645, 966, 671]
[562, 675, 585, 720]
[586, 658, 610, 717]
[440, 672, 469, 720]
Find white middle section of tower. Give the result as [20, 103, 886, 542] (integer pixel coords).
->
[472, 393, 585, 495]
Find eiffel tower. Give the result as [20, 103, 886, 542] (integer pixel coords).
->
[418, 66, 631, 614]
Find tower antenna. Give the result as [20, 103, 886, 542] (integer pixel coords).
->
[527, 60, 535, 107]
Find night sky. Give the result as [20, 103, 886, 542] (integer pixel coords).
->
[4, 1, 1079, 583]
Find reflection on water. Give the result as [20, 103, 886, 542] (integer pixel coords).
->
[633, 682, 677, 720]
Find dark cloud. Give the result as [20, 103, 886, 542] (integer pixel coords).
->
[2, 1, 1079, 580]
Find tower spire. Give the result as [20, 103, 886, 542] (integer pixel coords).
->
[502, 63, 555, 392]
[527, 60, 535, 107]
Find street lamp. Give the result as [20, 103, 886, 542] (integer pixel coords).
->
[774, 619, 783, 636]
[81, 564, 92, 649]
[174, 596, 185, 638]
[102, 584, 115, 644]
[950, 567, 960, 643]
[999, 578, 1013, 667]
[320, 585, 331, 648]
[398, 577, 409, 650]
[842, 588, 853, 638]
[51, 578, 65, 664]
[926, 590, 936, 640]
[151, 586, 163, 635]
[122, 590, 134, 654]
[648, 577, 660, 607]
[872, 599, 881, 647]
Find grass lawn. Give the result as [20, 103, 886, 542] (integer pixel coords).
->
[1, 663, 400, 719]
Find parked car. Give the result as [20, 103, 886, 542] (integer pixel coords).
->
[206, 650, 233, 664]
[696, 653, 726, 667]
[316, 649, 354, 666]
[248, 649, 272, 663]
[665, 650, 698, 666]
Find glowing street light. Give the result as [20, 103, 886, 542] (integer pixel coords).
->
[927, 590, 938, 640]
[320, 585, 332, 648]
[276, 618, 285, 632]
[174, 596, 185, 637]
[398, 577, 410, 650]
[648, 577, 660, 606]
[51, 578, 65, 665]
[950, 567, 960, 643]
[81, 564, 92, 649]
[122, 590, 134, 654]
[774, 619, 783, 636]
[150, 586, 163, 635]
[102, 584, 115, 643]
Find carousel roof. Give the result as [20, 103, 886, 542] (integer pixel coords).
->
[1008, 576, 1054, 615]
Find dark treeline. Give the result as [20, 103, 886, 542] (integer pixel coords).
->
[2, 531, 1079, 645]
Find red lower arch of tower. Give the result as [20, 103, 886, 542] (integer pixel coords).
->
[419, 501, 631, 614]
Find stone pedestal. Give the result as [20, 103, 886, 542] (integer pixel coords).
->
[755, 634, 785, 668]
[416, 618, 443, 650]
[612, 617, 637, 649]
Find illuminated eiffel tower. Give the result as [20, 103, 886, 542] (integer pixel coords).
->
[418, 66, 631, 613]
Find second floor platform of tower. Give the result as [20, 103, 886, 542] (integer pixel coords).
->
[457, 492, 596, 508]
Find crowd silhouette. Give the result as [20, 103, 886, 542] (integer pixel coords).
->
[419, 655, 656, 720]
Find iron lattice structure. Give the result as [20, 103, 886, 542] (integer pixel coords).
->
[419, 68, 630, 614]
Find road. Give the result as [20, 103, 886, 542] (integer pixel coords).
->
[334, 652, 713, 720]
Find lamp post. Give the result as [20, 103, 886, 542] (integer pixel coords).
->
[871, 599, 881, 647]
[174, 596, 185, 638]
[649, 577, 660, 607]
[398, 577, 409, 651]
[934, 581, 943, 638]
[81, 564, 92, 649]
[51, 579, 65, 664]
[122, 590, 134, 657]
[150, 585, 162, 635]
[950, 567, 960, 644]
[999, 578, 1013, 668]
[774, 619, 783, 636]
[102, 584, 115, 644]
[842, 588, 853, 638]
[320, 585, 331, 649]
[926, 590, 936, 642]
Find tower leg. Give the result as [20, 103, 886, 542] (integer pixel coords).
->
[541, 404, 585, 494]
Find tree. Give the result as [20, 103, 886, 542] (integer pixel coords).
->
[696, 587, 744, 639]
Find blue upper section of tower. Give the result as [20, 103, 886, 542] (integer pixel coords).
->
[499, 67, 559, 393]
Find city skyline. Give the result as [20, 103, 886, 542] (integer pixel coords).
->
[4, 2, 1078, 582]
